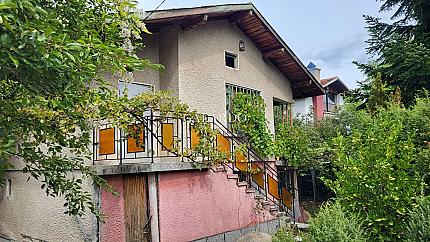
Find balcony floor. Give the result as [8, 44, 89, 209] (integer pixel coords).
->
[93, 158, 208, 175]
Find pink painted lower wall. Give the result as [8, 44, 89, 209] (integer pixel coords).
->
[101, 176, 126, 242]
[158, 169, 275, 242]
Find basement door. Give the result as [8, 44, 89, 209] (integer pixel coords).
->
[124, 175, 151, 242]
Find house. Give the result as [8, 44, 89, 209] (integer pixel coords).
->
[0, 4, 324, 242]
[293, 62, 349, 120]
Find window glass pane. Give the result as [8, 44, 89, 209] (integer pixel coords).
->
[119, 82, 152, 98]
[327, 93, 336, 104]
[225, 52, 238, 68]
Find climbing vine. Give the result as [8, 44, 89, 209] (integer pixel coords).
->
[231, 93, 274, 157]
[231, 92, 317, 168]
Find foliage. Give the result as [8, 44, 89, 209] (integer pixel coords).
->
[0, 0, 228, 219]
[231, 92, 273, 157]
[325, 102, 429, 241]
[306, 202, 368, 242]
[352, 0, 430, 106]
[0, 0, 157, 218]
[274, 122, 311, 167]
[272, 227, 297, 242]
[405, 196, 430, 242]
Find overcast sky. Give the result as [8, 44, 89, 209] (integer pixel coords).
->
[138, 0, 394, 88]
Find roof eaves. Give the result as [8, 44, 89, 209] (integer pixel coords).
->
[144, 3, 253, 21]
[248, 4, 325, 95]
[323, 77, 350, 92]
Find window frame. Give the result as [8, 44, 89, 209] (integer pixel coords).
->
[224, 50, 239, 70]
[225, 83, 261, 128]
[118, 81, 154, 97]
[273, 98, 293, 128]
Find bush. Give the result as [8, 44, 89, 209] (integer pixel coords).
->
[405, 197, 430, 242]
[272, 228, 296, 242]
[306, 202, 367, 242]
[325, 103, 424, 240]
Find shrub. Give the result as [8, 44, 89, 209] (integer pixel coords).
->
[405, 197, 430, 242]
[306, 202, 367, 242]
[272, 228, 296, 242]
[325, 103, 424, 240]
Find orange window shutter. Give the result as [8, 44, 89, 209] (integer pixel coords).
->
[251, 163, 265, 188]
[190, 127, 200, 149]
[127, 124, 145, 153]
[282, 188, 293, 209]
[99, 128, 115, 155]
[217, 133, 231, 156]
[162, 123, 174, 150]
[235, 151, 247, 172]
[268, 175, 280, 199]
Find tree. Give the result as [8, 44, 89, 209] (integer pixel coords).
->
[0, 0, 161, 218]
[353, 0, 430, 106]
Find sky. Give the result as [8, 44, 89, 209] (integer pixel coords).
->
[138, 0, 394, 88]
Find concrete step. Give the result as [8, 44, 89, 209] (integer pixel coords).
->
[215, 166, 226, 172]
[254, 194, 264, 200]
[227, 174, 239, 180]
[245, 188, 255, 194]
[237, 181, 248, 187]
[270, 205, 278, 212]
[261, 201, 270, 206]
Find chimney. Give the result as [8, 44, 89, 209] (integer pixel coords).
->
[307, 62, 321, 82]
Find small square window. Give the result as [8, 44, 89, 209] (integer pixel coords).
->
[225, 51, 238, 69]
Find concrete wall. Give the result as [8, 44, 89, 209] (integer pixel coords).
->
[193, 218, 281, 242]
[176, 20, 293, 133]
[0, 171, 98, 242]
[157, 169, 275, 242]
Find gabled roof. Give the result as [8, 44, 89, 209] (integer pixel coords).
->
[144, 3, 324, 98]
[320, 76, 349, 93]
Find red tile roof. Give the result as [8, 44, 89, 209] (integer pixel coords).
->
[320, 76, 349, 93]
[320, 76, 339, 86]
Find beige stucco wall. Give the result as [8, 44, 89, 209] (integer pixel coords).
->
[159, 26, 180, 97]
[134, 32, 160, 91]
[0, 171, 98, 242]
[176, 20, 293, 133]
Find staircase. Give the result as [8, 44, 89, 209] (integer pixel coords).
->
[216, 164, 288, 218]
[210, 117, 297, 220]
[93, 109, 297, 221]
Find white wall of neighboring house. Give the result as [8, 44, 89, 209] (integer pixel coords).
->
[293, 97, 313, 119]
[337, 94, 345, 106]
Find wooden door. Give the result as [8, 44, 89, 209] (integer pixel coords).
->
[124, 175, 150, 242]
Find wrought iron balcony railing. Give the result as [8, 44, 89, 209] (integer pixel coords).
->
[93, 109, 297, 219]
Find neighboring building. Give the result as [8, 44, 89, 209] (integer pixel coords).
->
[293, 62, 349, 120]
[0, 4, 324, 242]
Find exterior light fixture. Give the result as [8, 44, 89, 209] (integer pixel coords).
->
[239, 40, 245, 51]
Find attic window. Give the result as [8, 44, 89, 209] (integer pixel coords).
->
[225, 51, 238, 69]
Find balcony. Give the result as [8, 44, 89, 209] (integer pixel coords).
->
[92, 109, 296, 215]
